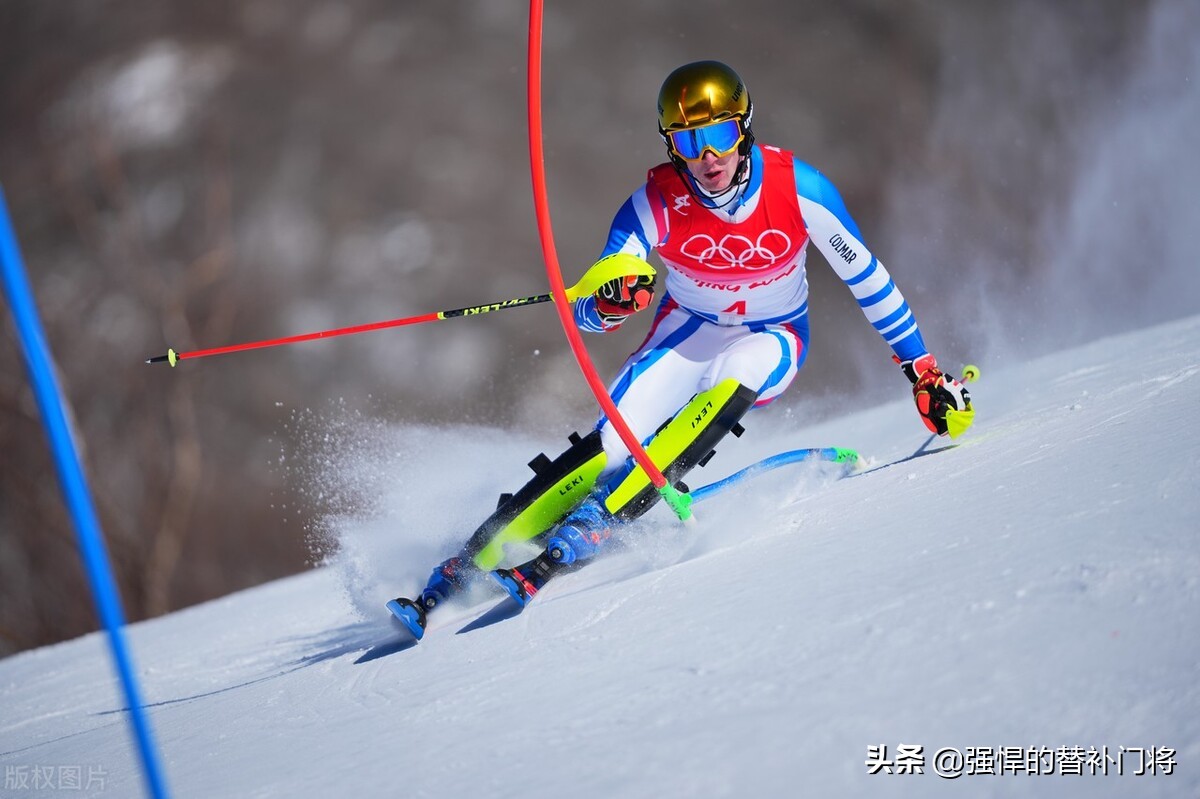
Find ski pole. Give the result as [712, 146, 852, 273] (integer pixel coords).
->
[144, 256, 652, 367]
[145, 293, 551, 366]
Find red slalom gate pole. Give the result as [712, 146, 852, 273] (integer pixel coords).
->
[525, 0, 692, 521]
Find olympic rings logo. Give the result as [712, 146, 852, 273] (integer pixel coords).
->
[678, 230, 794, 271]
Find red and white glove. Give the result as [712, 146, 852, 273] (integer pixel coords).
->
[895, 354, 973, 437]
[594, 273, 655, 328]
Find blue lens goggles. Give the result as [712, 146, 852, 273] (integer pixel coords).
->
[667, 119, 744, 161]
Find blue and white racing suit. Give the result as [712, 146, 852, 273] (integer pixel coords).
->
[573, 143, 929, 477]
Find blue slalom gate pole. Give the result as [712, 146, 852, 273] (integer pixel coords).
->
[0, 185, 170, 799]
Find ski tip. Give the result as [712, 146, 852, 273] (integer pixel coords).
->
[386, 598, 426, 641]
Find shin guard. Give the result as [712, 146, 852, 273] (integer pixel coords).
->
[603, 378, 758, 521]
[462, 431, 607, 571]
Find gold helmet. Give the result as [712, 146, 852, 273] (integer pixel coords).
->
[657, 61, 754, 164]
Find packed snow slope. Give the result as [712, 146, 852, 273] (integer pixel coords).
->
[2, 315, 1199, 798]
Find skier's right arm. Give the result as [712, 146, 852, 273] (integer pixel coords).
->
[574, 184, 665, 332]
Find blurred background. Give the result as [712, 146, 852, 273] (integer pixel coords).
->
[2, 0, 1196, 655]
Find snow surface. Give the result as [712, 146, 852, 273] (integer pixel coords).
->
[2, 316, 1199, 798]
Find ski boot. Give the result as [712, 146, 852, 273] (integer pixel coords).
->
[492, 496, 618, 607]
[387, 555, 473, 640]
[544, 496, 617, 565]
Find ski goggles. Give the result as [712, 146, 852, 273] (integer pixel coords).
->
[666, 118, 745, 161]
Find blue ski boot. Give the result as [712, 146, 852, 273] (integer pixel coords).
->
[419, 556, 471, 611]
[492, 496, 618, 607]
[545, 496, 617, 565]
[387, 555, 473, 641]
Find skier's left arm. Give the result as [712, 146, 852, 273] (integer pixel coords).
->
[795, 160, 973, 436]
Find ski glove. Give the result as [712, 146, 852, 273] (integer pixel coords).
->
[594, 272, 655, 329]
[896, 354, 974, 438]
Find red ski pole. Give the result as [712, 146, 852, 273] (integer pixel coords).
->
[145, 293, 552, 367]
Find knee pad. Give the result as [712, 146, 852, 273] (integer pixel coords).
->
[463, 431, 607, 570]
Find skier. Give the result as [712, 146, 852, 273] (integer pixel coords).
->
[390, 60, 973, 635]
